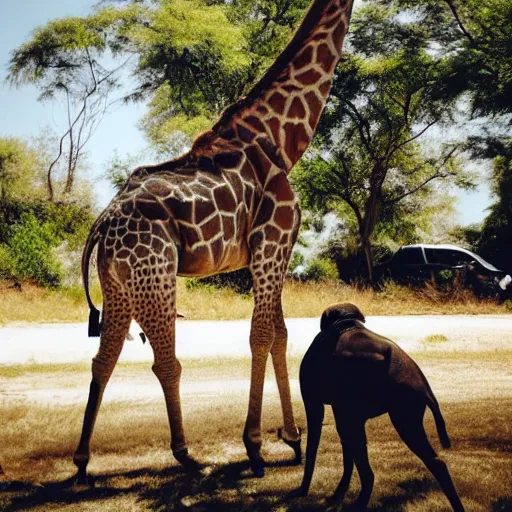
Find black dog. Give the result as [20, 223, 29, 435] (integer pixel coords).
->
[295, 303, 464, 511]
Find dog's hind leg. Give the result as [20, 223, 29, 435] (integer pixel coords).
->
[351, 421, 374, 510]
[389, 405, 465, 512]
[329, 405, 355, 503]
[297, 397, 324, 495]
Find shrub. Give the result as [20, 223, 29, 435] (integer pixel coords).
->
[0, 244, 15, 279]
[287, 251, 305, 275]
[0, 199, 96, 288]
[184, 277, 218, 293]
[322, 240, 394, 284]
[8, 213, 63, 287]
[302, 257, 338, 282]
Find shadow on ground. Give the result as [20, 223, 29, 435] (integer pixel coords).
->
[3, 461, 509, 512]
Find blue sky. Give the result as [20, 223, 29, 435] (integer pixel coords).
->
[0, 0, 493, 225]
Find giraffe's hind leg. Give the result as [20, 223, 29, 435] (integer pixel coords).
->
[132, 249, 201, 471]
[73, 290, 131, 484]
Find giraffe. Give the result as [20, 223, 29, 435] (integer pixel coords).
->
[75, 0, 354, 482]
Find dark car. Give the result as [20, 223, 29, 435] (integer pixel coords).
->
[386, 244, 511, 298]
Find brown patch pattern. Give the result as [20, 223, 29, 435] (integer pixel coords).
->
[76, 0, 353, 482]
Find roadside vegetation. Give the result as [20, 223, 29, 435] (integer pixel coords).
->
[0, 278, 507, 326]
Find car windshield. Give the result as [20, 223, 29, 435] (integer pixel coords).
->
[464, 250, 500, 271]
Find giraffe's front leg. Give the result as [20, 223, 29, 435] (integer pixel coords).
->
[272, 300, 302, 463]
[244, 237, 289, 477]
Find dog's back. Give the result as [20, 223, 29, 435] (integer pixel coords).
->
[305, 317, 432, 416]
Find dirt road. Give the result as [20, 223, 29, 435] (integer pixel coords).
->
[1, 314, 511, 365]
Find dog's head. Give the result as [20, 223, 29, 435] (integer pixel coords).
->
[320, 302, 365, 331]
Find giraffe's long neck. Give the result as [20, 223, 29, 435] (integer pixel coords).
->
[214, 0, 354, 173]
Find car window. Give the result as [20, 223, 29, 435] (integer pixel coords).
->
[394, 247, 424, 264]
[425, 248, 473, 266]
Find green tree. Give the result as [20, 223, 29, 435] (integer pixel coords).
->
[0, 137, 46, 205]
[0, 135, 95, 286]
[291, 2, 473, 281]
[8, 10, 136, 200]
[8, 1, 311, 155]
[391, 0, 512, 119]
[472, 138, 512, 273]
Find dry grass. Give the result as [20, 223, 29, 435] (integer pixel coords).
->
[0, 278, 507, 326]
[1, 352, 511, 511]
[0, 282, 102, 325]
[423, 334, 449, 344]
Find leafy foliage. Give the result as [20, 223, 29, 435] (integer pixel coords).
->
[392, 0, 512, 119]
[473, 140, 512, 274]
[5, 213, 62, 287]
[0, 136, 95, 287]
[0, 137, 46, 205]
[291, 2, 473, 280]
[301, 257, 338, 282]
[8, 0, 310, 149]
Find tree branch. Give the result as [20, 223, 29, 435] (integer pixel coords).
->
[393, 118, 439, 152]
[342, 98, 377, 161]
[385, 147, 458, 204]
[444, 0, 475, 44]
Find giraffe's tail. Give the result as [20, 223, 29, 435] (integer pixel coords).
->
[82, 211, 108, 337]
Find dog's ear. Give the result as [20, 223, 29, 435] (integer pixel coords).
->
[320, 302, 365, 331]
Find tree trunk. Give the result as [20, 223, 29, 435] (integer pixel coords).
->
[359, 168, 385, 283]
[361, 235, 374, 283]
[47, 166, 54, 203]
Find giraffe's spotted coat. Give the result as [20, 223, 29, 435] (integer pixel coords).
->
[76, 0, 354, 477]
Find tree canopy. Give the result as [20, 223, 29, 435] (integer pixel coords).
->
[6, 0, 512, 285]
[9, 0, 311, 151]
[292, 1, 474, 280]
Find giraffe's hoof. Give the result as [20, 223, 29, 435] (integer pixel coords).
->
[242, 428, 265, 477]
[277, 427, 303, 464]
[287, 486, 308, 499]
[173, 449, 204, 472]
[250, 459, 265, 478]
[325, 493, 342, 505]
[77, 473, 95, 487]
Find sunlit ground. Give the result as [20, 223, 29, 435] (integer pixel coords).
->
[1, 352, 511, 511]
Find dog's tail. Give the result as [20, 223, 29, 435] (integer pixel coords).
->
[426, 388, 451, 449]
